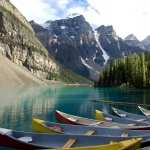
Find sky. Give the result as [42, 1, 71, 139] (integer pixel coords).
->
[10, 0, 150, 40]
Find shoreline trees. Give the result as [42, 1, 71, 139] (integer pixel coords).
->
[96, 53, 150, 88]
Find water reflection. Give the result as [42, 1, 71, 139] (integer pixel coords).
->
[94, 88, 150, 114]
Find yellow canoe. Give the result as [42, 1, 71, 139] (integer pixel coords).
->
[32, 118, 63, 134]
[47, 138, 142, 150]
[95, 110, 106, 121]
[33, 118, 142, 150]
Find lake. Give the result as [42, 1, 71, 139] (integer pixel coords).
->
[0, 85, 150, 149]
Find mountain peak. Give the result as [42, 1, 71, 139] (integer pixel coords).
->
[96, 25, 118, 40]
[65, 14, 85, 22]
[96, 25, 114, 34]
[96, 25, 117, 37]
[67, 13, 83, 19]
[125, 34, 139, 41]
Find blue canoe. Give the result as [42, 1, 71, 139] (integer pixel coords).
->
[112, 107, 150, 123]
[0, 128, 143, 149]
[33, 118, 150, 137]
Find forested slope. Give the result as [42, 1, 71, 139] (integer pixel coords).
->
[96, 53, 150, 88]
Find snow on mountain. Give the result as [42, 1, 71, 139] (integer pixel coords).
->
[94, 31, 110, 65]
[80, 57, 94, 70]
[67, 13, 82, 19]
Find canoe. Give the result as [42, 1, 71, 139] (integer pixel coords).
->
[112, 107, 150, 123]
[32, 118, 150, 143]
[45, 138, 142, 150]
[55, 110, 150, 130]
[95, 110, 149, 126]
[0, 128, 142, 150]
[138, 106, 150, 117]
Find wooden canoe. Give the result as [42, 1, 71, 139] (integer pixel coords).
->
[55, 110, 150, 130]
[0, 128, 142, 150]
[138, 106, 150, 117]
[112, 107, 150, 123]
[42, 138, 142, 150]
[32, 118, 150, 144]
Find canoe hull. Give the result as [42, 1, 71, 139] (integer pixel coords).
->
[56, 111, 80, 125]
[0, 128, 144, 150]
[0, 133, 142, 150]
[0, 134, 45, 150]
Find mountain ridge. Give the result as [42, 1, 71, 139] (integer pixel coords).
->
[31, 16, 147, 80]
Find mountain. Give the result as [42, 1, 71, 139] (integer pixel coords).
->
[31, 16, 146, 81]
[142, 36, 150, 50]
[124, 34, 145, 50]
[0, 0, 90, 85]
[96, 26, 144, 60]
[30, 15, 105, 80]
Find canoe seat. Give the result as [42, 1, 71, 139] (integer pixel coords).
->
[18, 137, 32, 143]
[127, 124, 135, 127]
[63, 138, 76, 148]
[47, 125, 64, 133]
[85, 130, 95, 135]
[111, 126, 120, 128]
[90, 121, 104, 126]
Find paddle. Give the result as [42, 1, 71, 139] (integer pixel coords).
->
[63, 138, 76, 148]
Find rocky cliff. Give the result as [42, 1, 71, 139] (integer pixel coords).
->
[0, 0, 59, 80]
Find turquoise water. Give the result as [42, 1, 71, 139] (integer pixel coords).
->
[0, 86, 150, 149]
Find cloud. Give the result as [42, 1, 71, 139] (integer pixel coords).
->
[10, 0, 58, 23]
[10, 0, 150, 40]
[86, 0, 150, 40]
